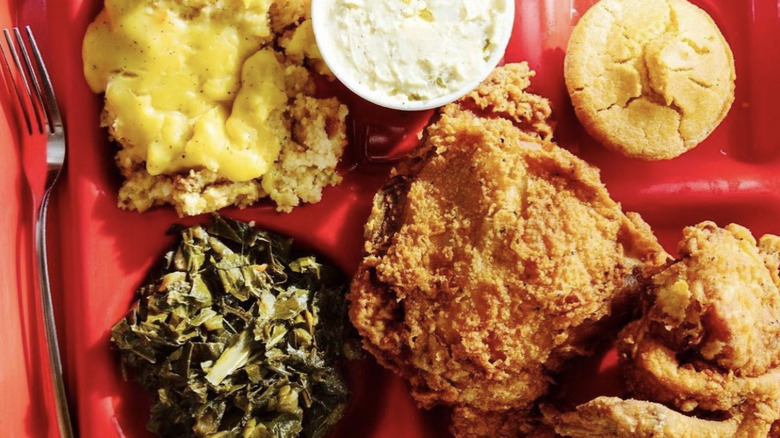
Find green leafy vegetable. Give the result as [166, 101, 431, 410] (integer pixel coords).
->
[111, 215, 353, 438]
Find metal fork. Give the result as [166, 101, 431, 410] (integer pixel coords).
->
[1, 26, 74, 438]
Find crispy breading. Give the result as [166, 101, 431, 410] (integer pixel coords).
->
[546, 397, 780, 438]
[547, 222, 780, 437]
[348, 63, 669, 437]
[459, 63, 554, 134]
[450, 406, 554, 438]
[622, 222, 780, 412]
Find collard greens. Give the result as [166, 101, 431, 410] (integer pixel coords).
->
[111, 215, 352, 438]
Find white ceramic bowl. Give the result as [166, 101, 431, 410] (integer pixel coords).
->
[312, 0, 515, 111]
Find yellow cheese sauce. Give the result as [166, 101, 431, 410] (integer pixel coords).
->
[83, 0, 287, 182]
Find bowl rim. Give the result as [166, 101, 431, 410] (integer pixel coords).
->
[312, 0, 516, 112]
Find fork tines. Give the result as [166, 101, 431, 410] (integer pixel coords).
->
[1, 26, 59, 136]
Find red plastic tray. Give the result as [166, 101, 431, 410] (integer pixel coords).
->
[2, 0, 780, 437]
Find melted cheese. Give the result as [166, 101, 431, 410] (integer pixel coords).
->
[83, 0, 287, 182]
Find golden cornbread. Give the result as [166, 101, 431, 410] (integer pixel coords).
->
[565, 0, 735, 160]
[83, 0, 347, 215]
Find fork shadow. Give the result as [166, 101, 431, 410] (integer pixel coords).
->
[14, 161, 60, 438]
[2, 88, 58, 438]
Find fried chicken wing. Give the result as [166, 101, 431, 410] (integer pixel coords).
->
[348, 63, 669, 437]
[546, 397, 780, 438]
[622, 222, 780, 412]
[547, 222, 780, 437]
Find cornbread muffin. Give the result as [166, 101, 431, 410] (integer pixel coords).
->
[565, 0, 735, 160]
[83, 0, 348, 216]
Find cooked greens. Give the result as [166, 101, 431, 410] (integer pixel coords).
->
[111, 215, 351, 438]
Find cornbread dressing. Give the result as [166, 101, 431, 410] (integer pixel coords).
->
[83, 0, 348, 215]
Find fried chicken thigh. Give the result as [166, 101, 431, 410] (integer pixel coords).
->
[348, 63, 669, 437]
[548, 222, 780, 437]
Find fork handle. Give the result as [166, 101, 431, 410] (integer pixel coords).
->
[35, 189, 76, 438]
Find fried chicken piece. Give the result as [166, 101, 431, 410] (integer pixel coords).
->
[623, 222, 780, 412]
[450, 406, 555, 438]
[624, 337, 780, 413]
[546, 222, 780, 437]
[546, 397, 780, 438]
[348, 63, 669, 437]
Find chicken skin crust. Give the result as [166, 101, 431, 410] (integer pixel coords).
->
[547, 222, 780, 437]
[546, 396, 780, 438]
[622, 222, 780, 412]
[348, 63, 669, 436]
